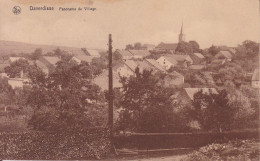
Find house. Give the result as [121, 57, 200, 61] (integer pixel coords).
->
[8, 78, 30, 89]
[122, 59, 155, 73]
[141, 44, 155, 51]
[70, 55, 93, 64]
[211, 59, 227, 65]
[171, 54, 193, 66]
[59, 47, 87, 56]
[135, 60, 159, 72]
[252, 68, 260, 88]
[159, 71, 184, 87]
[156, 56, 178, 70]
[174, 88, 218, 105]
[115, 62, 135, 77]
[9, 57, 25, 63]
[145, 59, 167, 73]
[116, 59, 162, 77]
[157, 55, 193, 70]
[114, 49, 134, 60]
[190, 53, 205, 64]
[93, 70, 122, 91]
[38, 56, 60, 74]
[155, 42, 178, 53]
[35, 60, 49, 75]
[86, 49, 100, 57]
[128, 50, 151, 59]
[214, 51, 233, 61]
[189, 65, 205, 70]
[218, 46, 237, 55]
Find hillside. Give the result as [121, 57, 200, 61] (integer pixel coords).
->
[0, 40, 105, 57]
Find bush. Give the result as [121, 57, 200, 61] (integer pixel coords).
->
[182, 139, 260, 161]
[0, 128, 111, 160]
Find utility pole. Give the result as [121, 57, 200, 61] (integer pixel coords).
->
[108, 34, 113, 131]
[108, 34, 117, 155]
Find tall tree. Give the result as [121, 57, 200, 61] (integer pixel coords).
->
[117, 69, 187, 132]
[191, 90, 234, 132]
[31, 48, 42, 61]
[4, 59, 29, 78]
[208, 45, 220, 56]
[189, 41, 200, 53]
[27, 60, 104, 131]
[175, 41, 193, 54]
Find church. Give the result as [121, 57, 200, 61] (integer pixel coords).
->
[155, 24, 185, 53]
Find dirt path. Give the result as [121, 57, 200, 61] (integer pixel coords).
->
[126, 154, 186, 161]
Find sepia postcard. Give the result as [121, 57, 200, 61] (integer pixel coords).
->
[0, 0, 259, 160]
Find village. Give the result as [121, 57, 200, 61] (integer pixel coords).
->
[0, 18, 259, 161]
[0, 25, 259, 92]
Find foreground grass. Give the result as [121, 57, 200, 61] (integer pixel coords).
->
[182, 139, 260, 161]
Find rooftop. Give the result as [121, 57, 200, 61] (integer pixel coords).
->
[156, 42, 178, 50]
[42, 56, 61, 65]
[115, 49, 133, 57]
[193, 53, 205, 59]
[86, 49, 100, 57]
[216, 51, 233, 59]
[73, 55, 93, 63]
[145, 59, 166, 72]
[128, 50, 151, 57]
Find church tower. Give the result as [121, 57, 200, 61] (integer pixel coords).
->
[178, 23, 185, 42]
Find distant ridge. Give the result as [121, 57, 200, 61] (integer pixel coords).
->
[0, 40, 105, 56]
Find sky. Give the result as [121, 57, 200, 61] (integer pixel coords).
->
[0, 0, 259, 50]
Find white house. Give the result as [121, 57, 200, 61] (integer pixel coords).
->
[214, 51, 233, 61]
[156, 56, 178, 70]
[70, 55, 93, 64]
[9, 57, 25, 63]
[115, 63, 135, 77]
[252, 68, 260, 88]
[8, 78, 30, 89]
[145, 59, 167, 73]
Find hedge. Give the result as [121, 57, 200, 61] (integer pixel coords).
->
[115, 130, 259, 149]
[0, 128, 111, 160]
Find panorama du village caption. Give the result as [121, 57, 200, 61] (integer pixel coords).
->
[29, 5, 96, 11]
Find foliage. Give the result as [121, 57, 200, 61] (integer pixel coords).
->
[0, 129, 111, 160]
[233, 40, 259, 72]
[30, 48, 42, 60]
[125, 44, 134, 50]
[4, 59, 29, 78]
[175, 41, 193, 54]
[242, 40, 259, 56]
[189, 40, 200, 53]
[212, 62, 246, 87]
[182, 139, 260, 161]
[27, 60, 105, 131]
[208, 45, 220, 56]
[125, 42, 145, 50]
[91, 56, 107, 76]
[0, 77, 14, 106]
[117, 69, 188, 133]
[191, 90, 235, 132]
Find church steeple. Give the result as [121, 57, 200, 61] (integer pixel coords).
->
[179, 23, 185, 42]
